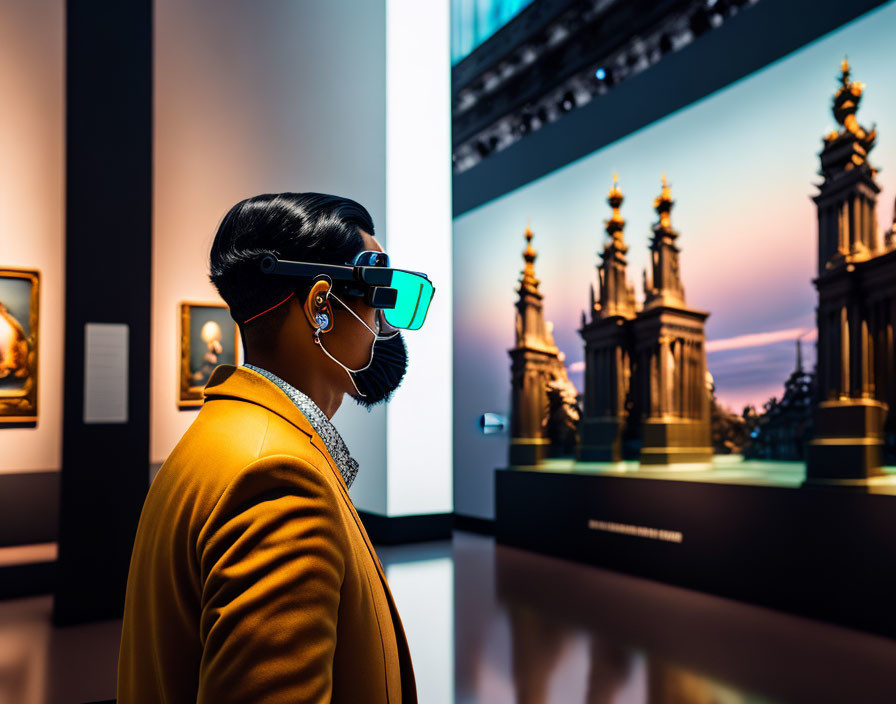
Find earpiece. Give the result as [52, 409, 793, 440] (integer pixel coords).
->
[306, 279, 334, 334]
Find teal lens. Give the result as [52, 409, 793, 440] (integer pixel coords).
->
[383, 270, 434, 330]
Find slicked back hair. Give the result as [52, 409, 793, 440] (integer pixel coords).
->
[209, 192, 372, 340]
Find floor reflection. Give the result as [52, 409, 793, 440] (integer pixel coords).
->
[379, 541, 455, 704]
[451, 530, 896, 704]
[1, 531, 896, 703]
[0, 595, 120, 704]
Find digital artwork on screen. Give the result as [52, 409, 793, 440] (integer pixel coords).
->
[453, 2, 896, 503]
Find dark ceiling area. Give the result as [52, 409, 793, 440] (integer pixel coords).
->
[452, 0, 889, 216]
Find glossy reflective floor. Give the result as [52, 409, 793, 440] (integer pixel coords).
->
[386, 532, 896, 704]
[2, 531, 896, 703]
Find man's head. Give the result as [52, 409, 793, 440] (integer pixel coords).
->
[210, 192, 374, 335]
[209, 192, 399, 412]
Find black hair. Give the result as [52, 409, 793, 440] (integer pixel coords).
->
[209, 192, 372, 337]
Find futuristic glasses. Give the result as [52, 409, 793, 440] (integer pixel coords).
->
[259, 250, 434, 331]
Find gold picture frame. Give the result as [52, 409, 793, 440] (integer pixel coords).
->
[178, 301, 240, 409]
[0, 267, 40, 424]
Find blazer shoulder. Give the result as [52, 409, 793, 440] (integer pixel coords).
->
[190, 395, 319, 465]
[255, 407, 336, 474]
[151, 396, 344, 543]
[153, 397, 296, 497]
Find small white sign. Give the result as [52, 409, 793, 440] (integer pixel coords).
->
[83, 323, 129, 424]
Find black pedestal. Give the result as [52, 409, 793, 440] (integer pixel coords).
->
[496, 466, 896, 638]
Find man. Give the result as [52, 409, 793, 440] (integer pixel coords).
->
[118, 193, 434, 702]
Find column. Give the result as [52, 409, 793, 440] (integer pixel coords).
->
[55, 0, 152, 625]
[889, 300, 896, 407]
[865, 307, 873, 397]
[840, 201, 848, 255]
[841, 305, 850, 397]
[698, 341, 704, 419]
[689, 340, 696, 419]
[614, 346, 623, 416]
[384, 0, 452, 519]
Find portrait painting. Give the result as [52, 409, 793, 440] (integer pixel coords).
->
[0, 268, 39, 424]
[178, 302, 239, 408]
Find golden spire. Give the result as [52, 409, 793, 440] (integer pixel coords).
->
[605, 173, 625, 243]
[829, 56, 876, 155]
[520, 222, 539, 292]
[609, 171, 620, 195]
[653, 172, 674, 231]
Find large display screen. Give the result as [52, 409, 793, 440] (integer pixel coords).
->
[452, 2, 896, 518]
[451, 0, 535, 65]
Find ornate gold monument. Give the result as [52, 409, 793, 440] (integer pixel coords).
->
[508, 59, 895, 477]
[578, 174, 637, 460]
[508, 225, 567, 465]
[578, 175, 712, 465]
[806, 59, 896, 482]
[633, 174, 713, 465]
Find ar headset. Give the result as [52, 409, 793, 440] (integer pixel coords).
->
[256, 250, 434, 331]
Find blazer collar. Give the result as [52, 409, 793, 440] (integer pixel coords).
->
[202, 364, 390, 581]
[203, 364, 321, 444]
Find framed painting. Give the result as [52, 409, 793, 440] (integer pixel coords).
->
[178, 302, 240, 409]
[0, 267, 39, 424]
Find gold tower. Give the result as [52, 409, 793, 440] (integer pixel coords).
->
[578, 175, 637, 460]
[806, 59, 896, 482]
[631, 175, 713, 466]
[508, 224, 564, 465]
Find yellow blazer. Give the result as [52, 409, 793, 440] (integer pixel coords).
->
[118, 364, 416, 703]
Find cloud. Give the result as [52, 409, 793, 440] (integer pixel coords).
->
[706, 326, 814, 353]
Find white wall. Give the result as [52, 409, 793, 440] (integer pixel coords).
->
[384, 0, 454, 516]
[0, 0, 65, 474]
[153, 0, 388, 513]
[154, 0, 453, 518]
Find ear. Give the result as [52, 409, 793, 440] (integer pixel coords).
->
[304, 279, 334, 333]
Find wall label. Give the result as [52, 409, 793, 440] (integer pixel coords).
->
[587, 518, 683, 544]
[84, 323, 129, 424]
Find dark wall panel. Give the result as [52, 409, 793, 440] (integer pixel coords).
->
[0, 472, 59, 547]
[55, 0, 153, 625]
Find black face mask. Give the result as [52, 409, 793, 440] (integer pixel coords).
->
[350, 332, 408, 409]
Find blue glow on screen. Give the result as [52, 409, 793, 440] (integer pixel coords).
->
[451, 0, 534, 65]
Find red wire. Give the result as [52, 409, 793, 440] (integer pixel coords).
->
[242, 291, 295, 324]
